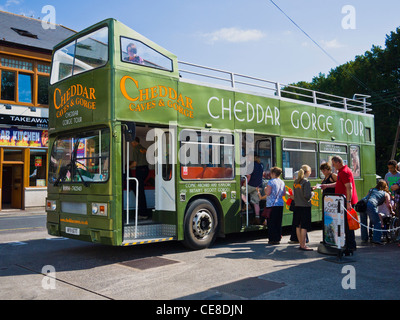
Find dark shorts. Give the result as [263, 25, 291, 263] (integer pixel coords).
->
[293, 206, 312, 231]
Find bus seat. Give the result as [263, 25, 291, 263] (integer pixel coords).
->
[181, 167, 205, 179]
[202, 167, 220, 179]
[224, 167, 233, 178]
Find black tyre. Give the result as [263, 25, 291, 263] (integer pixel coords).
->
[182, 199, 218, 250]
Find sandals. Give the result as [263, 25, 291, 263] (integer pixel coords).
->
[299, 246, 313, 251]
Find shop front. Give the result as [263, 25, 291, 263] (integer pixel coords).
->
[0, 10, 76, 211]
[0, 115, 48, 210]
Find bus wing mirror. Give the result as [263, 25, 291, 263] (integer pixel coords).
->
[123, 122, 136, 142]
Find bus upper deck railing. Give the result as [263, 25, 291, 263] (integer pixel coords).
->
[178, 61, 372, 114]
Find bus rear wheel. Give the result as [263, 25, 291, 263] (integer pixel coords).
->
[182, 199, 218, 250]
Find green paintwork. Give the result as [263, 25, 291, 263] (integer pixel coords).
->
[47, 18, 376, 246]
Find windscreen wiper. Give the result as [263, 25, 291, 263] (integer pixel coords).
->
[54, 139, 90, 187]
[54, 163, 72, 187]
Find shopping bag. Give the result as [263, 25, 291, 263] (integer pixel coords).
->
[347, 208, 360, 230]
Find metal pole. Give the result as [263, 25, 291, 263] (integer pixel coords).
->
[244, 176, 249, 227]
[126, 142, 130, 225]
[126, 142, 139, 238]
[133, 177, 139, 239]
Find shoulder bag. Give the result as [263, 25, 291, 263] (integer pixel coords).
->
[261, 184, 282, 219]
[354, 189, 372, 213]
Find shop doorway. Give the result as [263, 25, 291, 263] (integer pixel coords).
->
[1, 165, 23, 209]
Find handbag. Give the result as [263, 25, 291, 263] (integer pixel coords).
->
[261, 187, 281, 219]
[354, 199, 367, 212]
[261, 206, 272, 219]
[355, 189, 372, 212]
[289, 200, 295, 212]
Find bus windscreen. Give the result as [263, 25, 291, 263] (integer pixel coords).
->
[49, 128, 110, 185]
[50, 27, 109, 84]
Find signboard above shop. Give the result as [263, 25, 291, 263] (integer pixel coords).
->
[0, 114, 48, 128]
[0, 128, 48, 148]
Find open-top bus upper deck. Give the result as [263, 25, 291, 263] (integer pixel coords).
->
[49, 18, 373, 138]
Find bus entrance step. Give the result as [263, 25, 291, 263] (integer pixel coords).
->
[122, 237, 176, 246]
[124, 224, 176, 240]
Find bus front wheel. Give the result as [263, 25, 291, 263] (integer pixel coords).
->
[182, 199, 218, 250]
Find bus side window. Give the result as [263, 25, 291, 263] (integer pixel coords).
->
[180, 130, 234, 180]
[282, 139, 317, 179]
[120, 37, 173, 72]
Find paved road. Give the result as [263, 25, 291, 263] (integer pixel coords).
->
[1, 213, 399, 302]
[0, 214, 46, 232]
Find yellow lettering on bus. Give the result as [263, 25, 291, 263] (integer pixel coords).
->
[54, 88, 62, 109]
[139, 88, 150, 101]
[120, 75, 139, 102]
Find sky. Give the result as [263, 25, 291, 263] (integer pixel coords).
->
[2, 0, 400, 85]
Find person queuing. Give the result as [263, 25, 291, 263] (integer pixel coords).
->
[257, 167, 286, 244]
[384, 160, 400, 192]
[386, 160, 400, 217]
[321, 155, 358, 253]
[317, 162, 337, 196]
[360, 180, 393, 245]
[290, 165, 313, 251]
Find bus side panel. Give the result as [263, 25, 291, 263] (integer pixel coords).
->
[360, 144, 377, 196]
[49, 68, 112, 132]
[115, 71, 179, 125]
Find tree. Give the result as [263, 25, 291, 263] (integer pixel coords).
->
[289, 27, 400, 175]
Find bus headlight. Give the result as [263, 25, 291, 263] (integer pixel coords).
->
[46, 200, 57, 212]
[92, 203, 108, 216]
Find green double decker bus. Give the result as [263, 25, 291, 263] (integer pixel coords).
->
[46, 18, 376, 249]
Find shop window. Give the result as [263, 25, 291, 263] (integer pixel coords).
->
[1, 57, 33, 71]
[282, 139, 317, 179]
[1, 56, 50, 105]
[3, 149, 23, 162]
[38, 64, 51, 74]
[29, 150, 47, 187]
[18, 73, 33, 103]
[37, 75, 49, 105]
[1, 70, 16, 101]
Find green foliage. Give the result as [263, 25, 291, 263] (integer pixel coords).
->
[290, 27, 400, 175]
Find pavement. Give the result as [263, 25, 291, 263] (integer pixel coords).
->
[0, 207, 46, 217]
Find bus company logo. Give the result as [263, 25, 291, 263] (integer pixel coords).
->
[120, 75, 194, 119]
[53, 84, 97, 118]
[60, 218, 88, 225]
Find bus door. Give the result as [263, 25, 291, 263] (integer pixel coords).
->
[153, 128, 176, 212]
[256, 138, 273, 175]
[241, 136, 273, 226]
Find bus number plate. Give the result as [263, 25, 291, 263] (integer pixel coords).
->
[65, 227, 80, 235]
